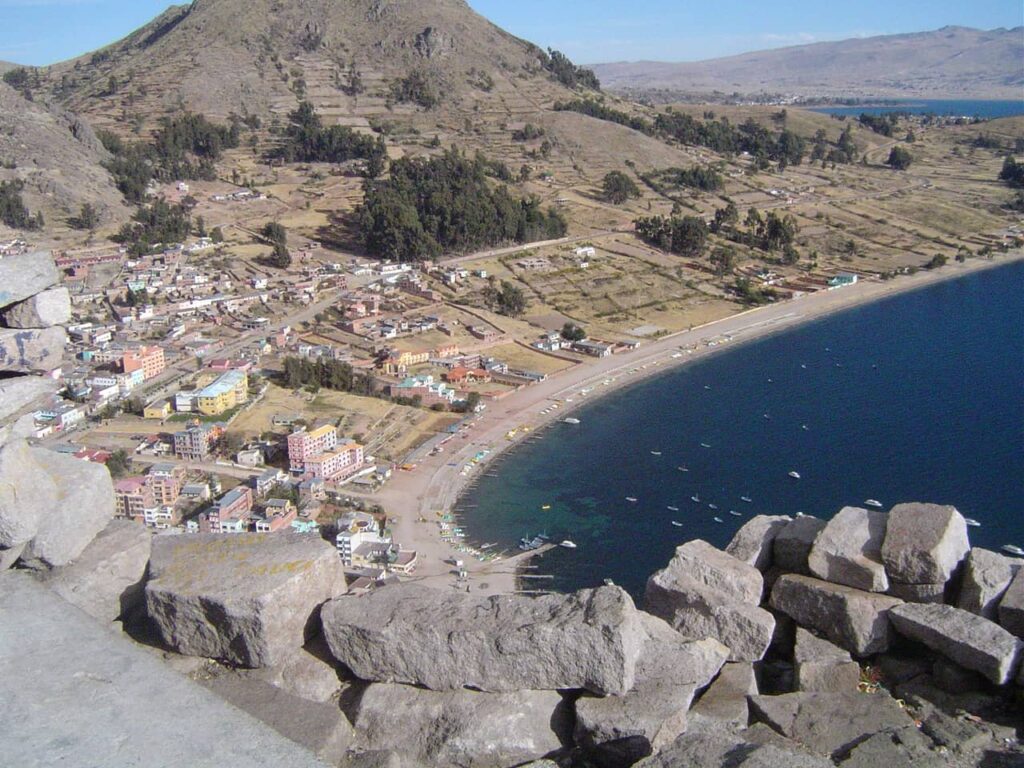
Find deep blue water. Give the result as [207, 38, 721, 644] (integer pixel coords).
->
[810, 99, 1024, 119]
[458, 261, 1024, 600]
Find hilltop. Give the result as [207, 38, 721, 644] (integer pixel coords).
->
[593, 26, 1024, 101]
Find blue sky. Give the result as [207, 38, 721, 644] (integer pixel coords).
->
[1, 0, 1020, 66]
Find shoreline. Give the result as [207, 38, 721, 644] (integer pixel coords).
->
[370, 252, 1023, 596]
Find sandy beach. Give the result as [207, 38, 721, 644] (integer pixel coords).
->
[370, 252, 1023, 596]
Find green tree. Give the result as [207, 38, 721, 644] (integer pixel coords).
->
[268, 242, 292, 269]
[886, 146, 913, 171]
[211, 226, 224, 243]
[601, 171, 640, 204]
[560, 322, 587, 341]
[106, 449, 131, 479]
[70, 203, 100, 230]
[709, 247, 737, 276]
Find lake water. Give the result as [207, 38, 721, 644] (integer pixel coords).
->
[458, 260, 1024, 600]
[809, 99, 1024, 119]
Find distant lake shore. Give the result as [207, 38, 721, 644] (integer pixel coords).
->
[808, 99, 1024, 119]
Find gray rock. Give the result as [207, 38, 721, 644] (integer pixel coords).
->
[41, 519, 151, 623]
[770, 574, 903, 656]
[575, 612, 728, 767]
[997, 567, 1024, 637]
[323, 583, 645, 695]
[0, 542, 24, 570]
[18, 447, 115, 568]
[748, 691, 915, 757]
[958, 548, 1022, 620]
[1, 287, 71, 328]
[726, 515, 792, 571]
[0, 326, 66, 373]
[690, 662, 757, 727]
[0, 441, 46, 548]
[146, 533, 347, 668]
[887, 581, 945, 603]
[793, 627, 861, 693]
[0, 251, 60, 309]
[645, 540, 774, 662]
[633, 729, 832, 768]
[888, 603, 1023, 685]
[876, 654, 932, 687]
[0, 375, 57, 425]
[807, 507, 889, 592]
[931, 657, 987, 694]
[773, 516, 826, 574]
[840, 727, 947, 768]
[252, 636, 344, 704]
[351, 683, 566, 768]
[918, 709, 993, 753]
[342, 753, 421, 768]
[881, 502, 969, 585]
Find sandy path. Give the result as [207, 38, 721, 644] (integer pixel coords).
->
[370, 253, 1023, 596]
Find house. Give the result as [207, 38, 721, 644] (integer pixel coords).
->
[573, 339, 614, 358]
[173, 423, 223, 461]
[443, 367, 492, 385]
[290, 519, 321, 534]
[468, 326, 500, 343]
[253, 468, 285, 496]
[180, 482, 212, 501]
[380, 349, 430, 376]
[192, 369, 248, 416]
[114, 478, 155, 522]
[236, 448, 264, 468]
[387, 375, 457, 408]
[121, 346, 166, 380]
[335, 511, 387, 567]
[574, 246, 596, 258]
[254, 498, 297, 532]
[828, 272, 859, 289]
[144, 400, 172, 420]
[147, 464, 186, 506]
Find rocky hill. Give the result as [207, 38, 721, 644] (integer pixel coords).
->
[0, 82, 128, 231]
[594, 26, 1024, 100]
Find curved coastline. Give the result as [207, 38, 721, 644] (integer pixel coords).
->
[371, 252, 1024, 595]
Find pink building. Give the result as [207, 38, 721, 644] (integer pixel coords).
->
[287, 425, 338, 474]
[304, 440, 365, 482]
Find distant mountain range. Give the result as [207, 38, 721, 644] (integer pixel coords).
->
[593, 26, 1024, 100]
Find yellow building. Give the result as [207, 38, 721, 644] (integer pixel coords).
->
[195, 370, 249, 416]
[143, 400, 173, 420]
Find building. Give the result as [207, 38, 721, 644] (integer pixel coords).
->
[387, 375, 457, 408]
[828, 272, 859, 289]
[114, 478, 155, 522]
[147, 464, 186, 507]
[287, 425, 338, 474]
[201, 486, 254, 533]
[194, 369, 248, 416]
[573, 339, 614, 358]
[254, 498, 297, 532]
[304, 439, 365, 483]
[253, 468, 285, 496]
[335, 511, 387, 567]
[173, 424, 223, 461]
[121, 346, 166, 381]
[144, 400, 172, 420]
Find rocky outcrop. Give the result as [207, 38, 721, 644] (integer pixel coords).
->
[773, 516, 826, 574]
[690, 662, 757, 727]
[574, 613, 728, 767]
[793, 627, 861, 693]
[252, 637, 345, 704]
[997, 568, 1024, 637]
[881, 503, 969, 588]
[807, 506, 888, 592]
[1, 287, 71, 328]
[633, 729, 832, 767]
[0, 326, 66, 374]
[957, 547, 1021, 620]
[726, 515, 792, 571]
[770, 574, 902, 655]
[645, 540, 775, 662]
[888, 603, 1023, 684]
[322, 583, 646, 695]
[145, 533, 347, 668]
[349, 683, 567, 768]
[0, 251, 60, 310]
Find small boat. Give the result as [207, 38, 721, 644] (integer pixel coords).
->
[801, 424, 809, 431]
[677, 466, 689, 473]
[667, 506, 680, 512]
[801, 364, 807, 369]
[541, 504, 552, 510]
[603, 578, 616, 586]
[1002, 545, 1024, 557]
[708, 503, 719, 510]
[763, 413, 771, 419]
[650, 450, 662, 456]
[795, 511, 807, 518]
[864, 499, 883, 509]
[729, 510, 742, 517]
[788, 471, 801, 479]
[700, 443, 711, 449]
[704, 385, 712, 391]
[671, 521, 684, 527]
[626, 497, 638, 503]
[560, 540, 577, 549]
[740, 496, 753, 503]
[965, 518, 981, 528]
[690, 495, 701, 503]
[563, 417, 580, 425]
[713, 517, 724, 523]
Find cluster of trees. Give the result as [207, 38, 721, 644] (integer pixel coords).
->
[601, 171, 640, 204]
[634, 215, 708, 258]
[552, 99, 652, 134]
[999, 156, 1024, 188]
[271, 102, 386, 176]
[741, 209, 800, 254]
[2, 67, 38, 98]
[560, 322, 586, 341]
[482, 279, 528, 317]
[390, 70, 440, 109]
[886, 146, 913, 171]
[356, 150, 567, 262]
[281, 357, 375, 396]
[809, 125, 858, 165]
[511, 123, 545, 142]
[261, 221, 291, 268]
[538, 49, 600, 91]
[636, 205, 799, 264]
[0, 180, 44, 230]
[642, 165, 724, 194]
[858, 113, 900, 137]
[112, 198, 192, 256]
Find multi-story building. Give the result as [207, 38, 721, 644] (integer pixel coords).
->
[335, 511, 387, 567]
[122, 346, 166, 381]
[387, 375, 457, 408]
[147, 464, 186, 506]
[114, 478, 155, 522]
[254, 498, 297, 532]
[304, 439, 365, 483]
[173, 424, 223, 461]
[193, 370, 248, 416]
[287, 425, 338, 474]
[214, 486, 253, 520]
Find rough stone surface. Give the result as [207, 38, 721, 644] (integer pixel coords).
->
[807, 506, 889, 592]
[0, 542, 25, 570]
[17, 447, 115, 568]
[1, 287, 71, 328]
[0, 441, 46, 547]
[726, 515, 792, 571]
[931, 657, 987, 694]
[0, 251, 60, 310]
[323, 583, 645, 695]
[773, 516, 826, 574]
[575, 612, 728, 767]
[888, 603, 1023, 685]
[146, 533, 347, 668]
[748, 691, 916, 757]
[645, 540, 775, 662]
[770, 574, 903, 656]
[887, 581, 946, 604]
[253, 636, 344, 704]
[0, 571, 328, 768]
[839, 727, 947, 768]
[633, 729, 832, 768]
[691, 662, 757, 727]
[351, 683, 566, 768]
[997, 567, 1024, 638]
[41, 519, 151, 623]
[793, 627, 861, 693]
[958, 548, 1022, 620]
[0, 376, 57, 425]
[881, 503, 969, 585]
[0, 326, 66, 373]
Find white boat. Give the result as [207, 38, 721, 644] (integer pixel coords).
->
[626, 497, 638, 503]
[788, 471, 801, 479]
[667, 506, 680, 512]
[729, 510, 742, 517]
[964, 518, 981, 528]
[801, 425, 809, 431]
[704, 385, 711, 391]
[691, 495, 701, 503]
[864, 499, 883, 509]
[563, 417, 580, 425]
[650, 450, 662, 456]
[603, 578, 616, 586]
[740, 496, 753, 503]
[708, 503, 719, 510]
[560, 540, 577, 549]
[677, 466, 689, 472]
[700, 443, 711, 449]
[1002, 545, 1024, 557]
[713, 517, 724, 523]
[671, 521, 683, 527]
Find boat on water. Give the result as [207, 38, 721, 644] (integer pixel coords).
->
[864, 499, 883, 509]
[604, 578, 616, 586]
[626, 497, 638, 503]
[650, 451, 662, 456]
[965, 518, 981, 528]
[801, 425, 809, 431]
[667, 506, 680, 512]
[518, 535, 546, 551]
[700, 443, 712, 449]
[690, 495, 701, 503]
[671, 521, 683, 527]
[713, 517, 724, 523]
[563, 417, 580, 425]
[789, 471, 802, 479]
[729, 510, 741, 517]
[704, 385, 712, 391]
[740, 496, 753, 503]
[560, 540, 577, 549]
[677, 466, 689, 472]
[1002, 545, 1024, 557]
[541, 504, 551, 510]
[708, 503, 719, 510]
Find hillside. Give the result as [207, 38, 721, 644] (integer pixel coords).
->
[593, 26, 1024, 100]
[0, 82, 128, 233]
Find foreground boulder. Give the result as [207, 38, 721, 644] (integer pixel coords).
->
[888, 603, 1023, 685]
[807, 506, 889, 592]
[0, 327, 67, 373]
[881, 503, 968, 586]
[633, 729, 831, 768]
[322, 583, 645, 695]
[575, 613, 728, 767]
[146, 533, 347, 668]
[793, 627, 861, 693]
[1, 287, 71, 328]
[690, 662, 757, 727]
[773, 516, 826, 574]
[251, 636, 345, 704]
[0, 251, 60, 310]
[997, 568, 1024, 637]
[350, 683, 567, 768]
[770, 574, 902, 655]
[645, 540, 775, 662]
[726, 515, 792, 571]
[957, 548, 1021, 620]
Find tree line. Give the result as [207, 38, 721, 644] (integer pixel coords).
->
[270, 102, 387, 176]
[282, 357, 376, 396]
